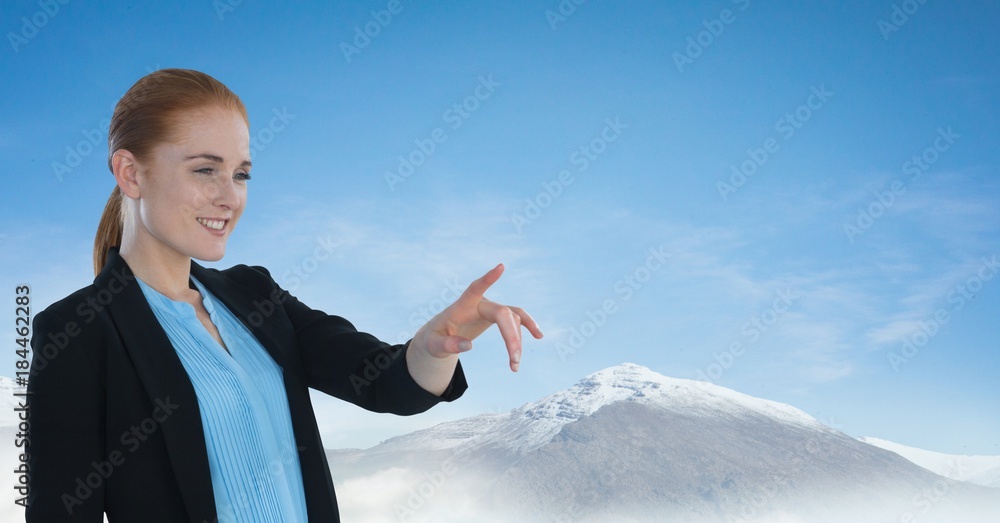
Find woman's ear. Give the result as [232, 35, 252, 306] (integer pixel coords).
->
[112, 149, 142, 199]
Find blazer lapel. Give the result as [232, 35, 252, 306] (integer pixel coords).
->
[190, 262, 291, 371]
[98, 250, 217, 521]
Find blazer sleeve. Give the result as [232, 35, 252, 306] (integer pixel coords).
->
[26, 308, 107, 522]
[234, 264, 467, 414]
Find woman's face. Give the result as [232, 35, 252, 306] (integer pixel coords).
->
[130, 106, 251, 263]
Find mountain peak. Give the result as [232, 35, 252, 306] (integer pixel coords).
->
[586, 361, 663, 386]
[553, 362, 671, 409]
[521, 362, 833, 452]
[571, 363, 821, 429]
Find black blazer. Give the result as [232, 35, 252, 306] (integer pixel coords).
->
[26, 249, 467, 522]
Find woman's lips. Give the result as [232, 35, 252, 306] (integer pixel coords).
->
[196, 217, 228, 234]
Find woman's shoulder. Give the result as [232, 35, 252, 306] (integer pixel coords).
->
[38, 264, 137, 318]
[38, 281, 107, 320]
[204, 263, 278, 291]
[195, 263, 294, 306]
[221, 263, 275, 280]
[31, 281, 112, 378]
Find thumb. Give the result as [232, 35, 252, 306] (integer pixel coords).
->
[427, 334, 473, 357]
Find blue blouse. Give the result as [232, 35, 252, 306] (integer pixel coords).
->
[136, 275, 308, 522]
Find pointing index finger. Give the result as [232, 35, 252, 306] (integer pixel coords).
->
[460, 263, 504, 302]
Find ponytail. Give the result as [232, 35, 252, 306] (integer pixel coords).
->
[93, 186, 124, 276]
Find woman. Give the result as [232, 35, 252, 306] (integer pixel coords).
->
[27, 68, 542, 522]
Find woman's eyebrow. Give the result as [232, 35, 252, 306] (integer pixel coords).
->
[184, 153, 252, 168]
[185, 153, 224, 163]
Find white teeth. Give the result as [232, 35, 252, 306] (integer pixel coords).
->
[197, 218, 226, 231]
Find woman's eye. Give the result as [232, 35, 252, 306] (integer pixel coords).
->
[235, 172, 252, 181]
[196, 168, 214, 175]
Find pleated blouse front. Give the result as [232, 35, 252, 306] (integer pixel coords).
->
[136, 275, 308, 523]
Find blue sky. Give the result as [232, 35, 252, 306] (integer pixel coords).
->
[2, 1, 998, 455]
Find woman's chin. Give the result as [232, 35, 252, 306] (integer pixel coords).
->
[189, 245, 228, 263]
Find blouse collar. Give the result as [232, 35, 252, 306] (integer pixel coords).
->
[135, 275, 216, 319]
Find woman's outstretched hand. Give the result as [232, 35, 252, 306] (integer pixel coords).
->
[406, 264, 544, 395]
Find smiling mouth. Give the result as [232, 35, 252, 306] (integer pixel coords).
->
[196, 218, 228, 231]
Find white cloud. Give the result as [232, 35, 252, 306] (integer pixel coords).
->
[335, 467, 416, 523]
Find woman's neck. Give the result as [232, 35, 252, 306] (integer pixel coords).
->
[119, 238, 197, 302]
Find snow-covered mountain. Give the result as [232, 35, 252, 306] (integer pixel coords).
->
[326, 363, 1000, 523]
[369, 362, 831, 457]
[860, 436, 1000, 489]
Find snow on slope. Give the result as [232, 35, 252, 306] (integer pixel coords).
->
[376, 362, 831, 456]
[860, 436, 1000, 488]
